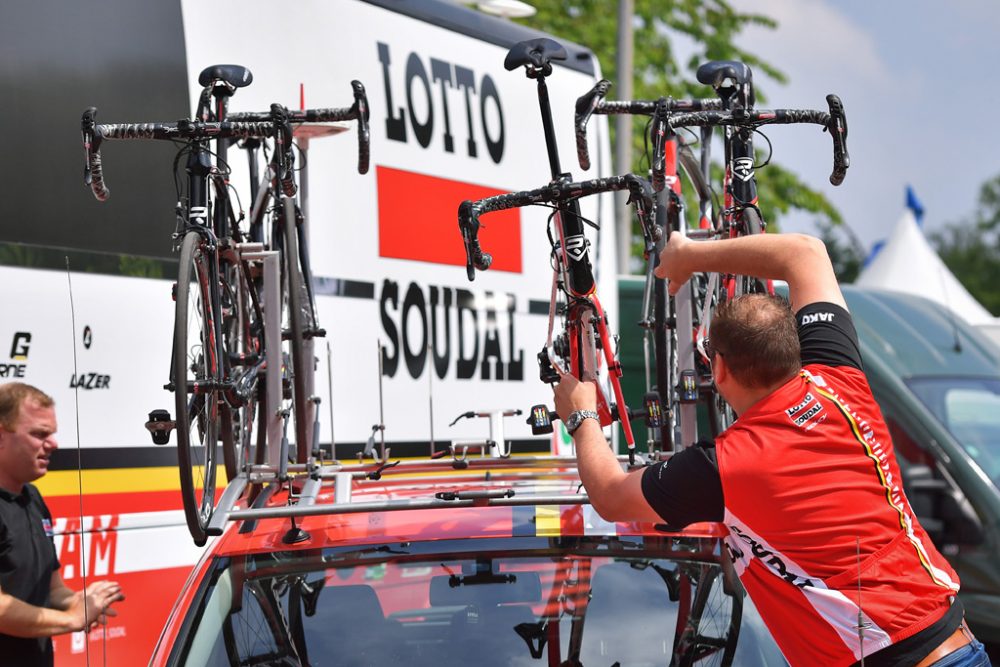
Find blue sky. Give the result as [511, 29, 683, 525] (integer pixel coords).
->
[723, 0, 1000, 251]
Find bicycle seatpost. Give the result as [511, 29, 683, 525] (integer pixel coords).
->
[535, 73, 562, 178]
[505, 38, 566, 179]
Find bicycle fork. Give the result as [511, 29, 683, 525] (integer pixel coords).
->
[538, 275, 636, 462]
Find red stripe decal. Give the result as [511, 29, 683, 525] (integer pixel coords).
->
[377, 165, 522, 272]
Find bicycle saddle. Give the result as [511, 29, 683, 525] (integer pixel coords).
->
[197, 64, 253, 88]
[696, 60, 754, 106]
[696, 60, 753, 88]
[504, 38, 566, 71]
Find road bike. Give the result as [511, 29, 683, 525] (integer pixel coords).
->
[82, 65, 281, 544]
[669, 60, 850, 435]
[82, 66, 371, 544]
[575, 81, 721, 454]
[459, 38, 659, 465]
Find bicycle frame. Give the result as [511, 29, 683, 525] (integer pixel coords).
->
[521, 41, 635, 452]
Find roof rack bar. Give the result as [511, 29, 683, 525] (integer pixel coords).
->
[207, 474, 249, 536]
[225, 491, 591, 521]
[334, 472, 352, 504]
[245, 453, 643, 482]
[296, 475, 322, 507]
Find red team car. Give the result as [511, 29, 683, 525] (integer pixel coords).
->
[148, 448, 783, 666]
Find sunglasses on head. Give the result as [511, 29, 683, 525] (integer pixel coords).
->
[702, 337, 722, 361]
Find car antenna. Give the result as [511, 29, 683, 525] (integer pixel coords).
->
[933, 264, 963, 353]
[428, 340, 435, 456]
[326, 340, 336, 456]
[855, 536, 872, 665]
[66, 256, 105, 664]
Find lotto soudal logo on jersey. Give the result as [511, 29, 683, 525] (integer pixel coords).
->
[733, 157, 754, 182]
[785, 393, 816, 418]
[378, 42, 505, 164]
[42, 518, 53, 537]
[564, 235, 588, 262]
[786, 392, 824, 428]
[792, 403, 823, 427]
[801, 311, 835, 325]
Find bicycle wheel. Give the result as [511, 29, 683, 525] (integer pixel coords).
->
[279, 198, 312, 463]
[174, 231, 220, 546]
[675, 564, 743, 667]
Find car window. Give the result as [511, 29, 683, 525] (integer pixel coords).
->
[907, 377, 1000, 485]
[174, 538, 784, 666]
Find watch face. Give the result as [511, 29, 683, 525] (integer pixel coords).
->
[566, 413, 582, 432]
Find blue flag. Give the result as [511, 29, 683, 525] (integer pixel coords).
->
[906, 184, 925, 226]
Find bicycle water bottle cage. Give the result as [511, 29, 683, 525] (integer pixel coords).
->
[504, 38, 566, 77]
[197, 64, 253, 89]
[696, 61, 754, 108]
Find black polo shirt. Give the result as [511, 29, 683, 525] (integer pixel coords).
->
[0, 483, 60, 667]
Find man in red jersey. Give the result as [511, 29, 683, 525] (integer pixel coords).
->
[554, 233, 990, 666]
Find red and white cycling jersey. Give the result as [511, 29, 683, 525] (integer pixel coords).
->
[642, 302, 962, 666]
[719, 365, 959, 664]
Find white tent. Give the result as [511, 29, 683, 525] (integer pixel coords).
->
[855, 209, 1000, 341]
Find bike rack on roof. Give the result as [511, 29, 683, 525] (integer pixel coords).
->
[205, 445, 659, 536]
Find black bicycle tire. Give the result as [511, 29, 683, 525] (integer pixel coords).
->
[174, 231, 219, 546]
[676, 565, 743, 667]
[281, 199, 311, 463]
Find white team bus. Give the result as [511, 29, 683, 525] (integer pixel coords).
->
[0, 1, 618, 662]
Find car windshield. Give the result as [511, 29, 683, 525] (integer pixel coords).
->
[907, 376, 1000, 486]
[171, 536, 783, 666]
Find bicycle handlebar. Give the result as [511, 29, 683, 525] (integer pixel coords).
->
[81, 107, 277, 201]
[458, 173, 656, 282]
[665, 96, 851, 185]
[574, 79, 722, 173]
[228, 80, 371, 175]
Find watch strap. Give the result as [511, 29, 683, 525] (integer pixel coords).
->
[567, 409, 600, 433]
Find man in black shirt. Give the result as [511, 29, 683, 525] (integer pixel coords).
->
[0, 383, 125, 666]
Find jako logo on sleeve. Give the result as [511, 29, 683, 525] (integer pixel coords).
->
[801, 312, 835, 325]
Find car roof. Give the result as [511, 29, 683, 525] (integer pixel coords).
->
[842, 284, 1000, 380]
[210, 454, 725, 556]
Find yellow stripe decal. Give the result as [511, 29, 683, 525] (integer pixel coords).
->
[535, 506, 561, 537]
[36, 466, 224, 496]
[812, 384, 951, 589]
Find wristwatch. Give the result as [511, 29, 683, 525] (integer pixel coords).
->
[565, 410, 600, 434]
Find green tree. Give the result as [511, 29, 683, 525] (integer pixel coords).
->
[518, 1, 843, 263]
[931, 174, 1000, 315]
[816, 219, 863, 284]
